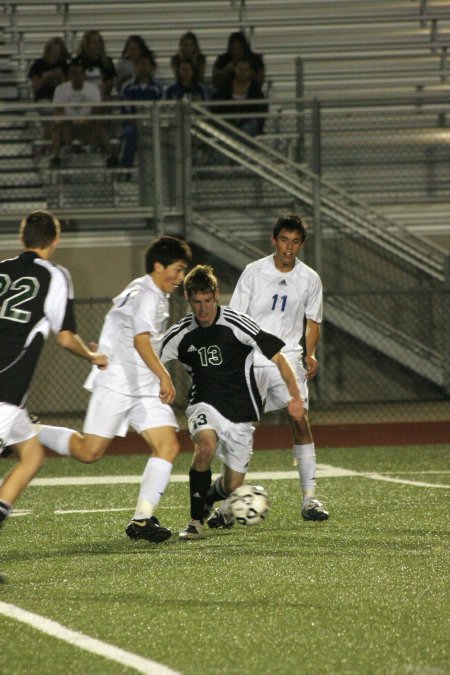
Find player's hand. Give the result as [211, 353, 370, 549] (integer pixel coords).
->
[287, 396, 304, 423]
[159, 373, 176, 405]
[91, 352, 108, 370]
[305, 354, 318, 379]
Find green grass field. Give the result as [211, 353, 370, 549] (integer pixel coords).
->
[0, 445, 448, 674]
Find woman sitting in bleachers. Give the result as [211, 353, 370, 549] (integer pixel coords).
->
[28, 37, 69, 103]
[212, 31, 264, 93]
[165, 60, 206, 102]
[115, 35, 151, 92]
[211, 56, 267, 136]
[171, 32, 206, 84]
[77, 30, 116, 99]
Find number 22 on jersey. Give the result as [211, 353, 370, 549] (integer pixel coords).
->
[0, 274, 40, 323]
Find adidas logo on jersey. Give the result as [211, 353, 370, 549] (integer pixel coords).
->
[187, 345, 197, 352]
[279, 279, 287, 286]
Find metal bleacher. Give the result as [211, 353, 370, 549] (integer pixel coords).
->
[1, 0, 449, 98]
[1, 0, 450, 242]
[0, 1, 449, 405]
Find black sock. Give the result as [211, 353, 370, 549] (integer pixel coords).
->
[205, 476, 229, 506]
[0, 500, 11, 527]
[189, 468, 212, 522]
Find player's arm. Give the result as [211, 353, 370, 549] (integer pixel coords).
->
[229, 271, 252, 313]
[134, 332, 176, 404]
[305, 319, 320, 379]
[271, 352, 304, 423]
[56, 331, 107, 369]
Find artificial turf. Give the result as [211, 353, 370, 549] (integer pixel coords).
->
[0, 445, 448, 674]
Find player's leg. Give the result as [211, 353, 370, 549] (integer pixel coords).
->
[178, 428, 217, 541]
[0, 406, 46, 528]
[289, 406, 329, 522]
[207, 421, 253, 530]
[179, 404, 225, 540]
[37, 386, 127, 463]
[126, 398, 179, 543]
[263, 362, 329, 522]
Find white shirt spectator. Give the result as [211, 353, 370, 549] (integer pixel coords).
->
[53, 80, 101, 117]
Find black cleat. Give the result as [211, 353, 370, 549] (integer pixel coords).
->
[301, 498, 329, 521]
[125, 516, 172, 543]
[207, 507, 235, 529]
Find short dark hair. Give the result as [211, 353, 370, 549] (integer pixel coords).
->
[145, 236, 191, 273]
[137, 49, 157, 68]
[20, 210, 61, 249]
[272, 214, 307, 242]
[184, 264, 218, 298]
[69, 55, 85, 69]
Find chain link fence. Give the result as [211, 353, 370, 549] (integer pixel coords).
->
[1, 99, 448, 426]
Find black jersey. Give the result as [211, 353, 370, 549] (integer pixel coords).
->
[161, 306, 284, 423]
[0, 251, 76, 406]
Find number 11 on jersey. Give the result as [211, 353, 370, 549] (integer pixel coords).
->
[271, 294, 287, 312]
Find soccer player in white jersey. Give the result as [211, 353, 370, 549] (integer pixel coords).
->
[0, 211, 107, 535]
[229, 213, 329, 522]
[37, 236, 192, 543]
[159, 264, 304, 540]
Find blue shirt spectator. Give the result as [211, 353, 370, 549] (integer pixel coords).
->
[165, 60, 206, 102]
[119, 51, 162, 167]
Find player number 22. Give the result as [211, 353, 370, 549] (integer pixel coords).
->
[271, 294, 287, 312]
[0, 274, 40, 323]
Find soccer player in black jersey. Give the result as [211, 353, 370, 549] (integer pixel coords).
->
[0, 211, 107, 535]
[160, 264, 304, 540]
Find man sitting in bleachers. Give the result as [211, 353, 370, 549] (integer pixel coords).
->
[49, 56, 118, 169]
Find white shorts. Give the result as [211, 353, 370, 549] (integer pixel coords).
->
[186, 402, 254, 474]
[83, 386, 179, 438]
[256, 356, 309, 412]
[0, 404, 36, 454]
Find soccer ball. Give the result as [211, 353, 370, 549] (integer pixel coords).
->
[229, 484, 269, 526]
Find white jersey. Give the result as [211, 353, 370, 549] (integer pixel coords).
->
[85, 275, 170, 396]
[229, 254, 322, 366]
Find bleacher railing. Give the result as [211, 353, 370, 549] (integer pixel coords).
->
[1, 97, 449, 413]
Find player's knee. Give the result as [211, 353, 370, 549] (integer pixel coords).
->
[194, 442, 215, 465]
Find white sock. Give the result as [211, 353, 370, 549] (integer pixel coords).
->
[133, 457, 173, 520]
[38, 425, 74, 456]
[293, 443, 316, 501]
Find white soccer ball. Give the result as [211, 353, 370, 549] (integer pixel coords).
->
[229, 484, 269, 526]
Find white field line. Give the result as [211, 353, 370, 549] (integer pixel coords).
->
[0, 601, 179, 675]
[28, 464, 450, 489]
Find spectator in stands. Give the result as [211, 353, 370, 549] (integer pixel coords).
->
[50, 56, 118, 168]
[171, 32, 206, 83]
[211, 56, 268, 136]
[165, 60, 206, 102]
[119, 50, 163, 167]
[212, 31, 264, 93]
[77, 30, 116, 98]
[28, 37, 69, 103]
[116, 35, 151, 91]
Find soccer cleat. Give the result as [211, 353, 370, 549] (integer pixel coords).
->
[125, 516, 172, 543]
[202, 502, 215, 522]
[178, 520, 205, 540]
[207, 507, 235, 529]
[301, 498, 329, 521]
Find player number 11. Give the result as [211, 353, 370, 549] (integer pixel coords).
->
[271, 294, 287, 312]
